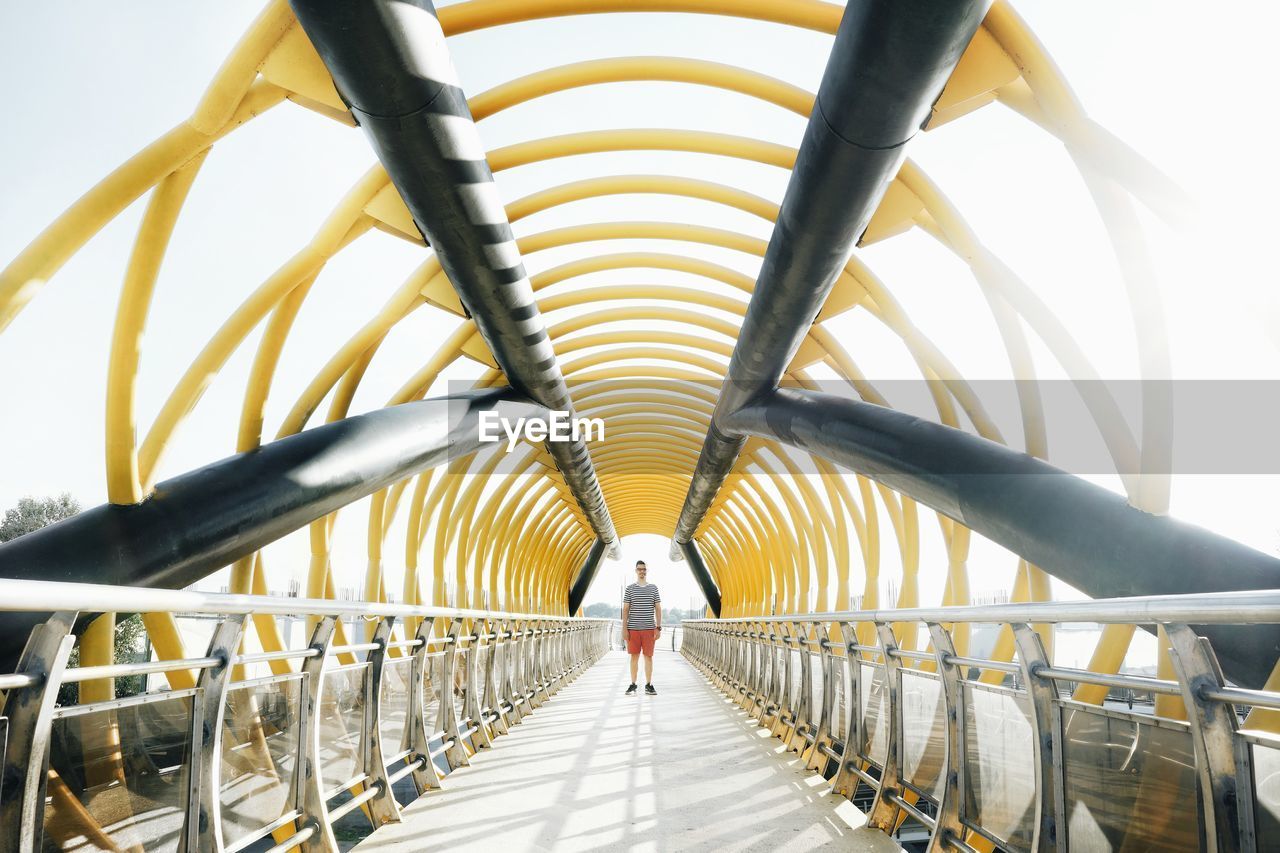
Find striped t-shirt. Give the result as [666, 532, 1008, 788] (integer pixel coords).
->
[623, 583, 661, 630]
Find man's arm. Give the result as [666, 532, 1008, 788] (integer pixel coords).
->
[655, 599, 662, 635]
[621, 601, 630, 640]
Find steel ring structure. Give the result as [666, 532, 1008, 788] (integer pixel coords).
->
[1, 2, 1278, 850]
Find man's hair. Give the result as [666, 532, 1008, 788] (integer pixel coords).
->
[636, 560, 646, 568]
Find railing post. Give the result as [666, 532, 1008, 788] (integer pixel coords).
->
[514, 619, 534, 715]
[714, 624, 730, 689]
[182, 613, 245, 853]
[749, 622, 768, 721]
[726, 623, 742, 703]
[831, 620, 865, 799]
[362, 617, 401, 828]
[770, 623, 794, 739]
[533, 620, 553, 706]
[437, 616, 471, 771]
[405, 617, 442, 793]
[740, 623, 758, 711]
[526, 621, 544, 709]
[710, 625, 726, 688]
[0, 610, 76, 853]
[1013, 623, 1067, 852]
[787, 626, 814, 754]
[747, 621, 766, 721]
[548, 622, 566, 691]
[297, 615, 339, 853]
[571, 623, 584, 675]
[498, 620, 524, 724]
[482, 619, 510, 737]
[925, 622, 966, 853]
[735, 623, 749, 700]
[1166, 623, 1256, 852]
[867, 623, 906, 831]
[754, 622, 770, 716]
[461, 620, 493, 750]
[806, 624, 836, 774]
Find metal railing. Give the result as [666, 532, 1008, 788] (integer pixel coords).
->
[0, 579, 609, 853]
[682, 591, 1280, 852]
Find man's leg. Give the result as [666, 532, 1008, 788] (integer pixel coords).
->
[630, 652, 639, 683]
[644, 652, 654, 683]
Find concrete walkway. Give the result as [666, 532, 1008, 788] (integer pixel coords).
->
[356, 649, 902, 852]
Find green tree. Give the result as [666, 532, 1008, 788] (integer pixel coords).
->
[0, 494, 148, 701]
[0, 492, 80, 542]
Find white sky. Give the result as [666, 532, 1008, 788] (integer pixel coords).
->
[2, 1, 1279, 612]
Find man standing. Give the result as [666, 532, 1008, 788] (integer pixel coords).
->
[622, 560, 661, 695]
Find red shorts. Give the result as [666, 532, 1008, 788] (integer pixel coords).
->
[626, 628, 657, 656]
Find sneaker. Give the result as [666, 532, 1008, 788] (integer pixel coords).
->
[625, 683, 638, 695]
[645, 683, 657, 695]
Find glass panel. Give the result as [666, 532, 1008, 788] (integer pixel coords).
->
[810, 653, 824, 730]
[1252, 743, 1280, 842]
[44, 695, 192, 852]
[219, 677, 302, 847]
[473, 646, 491, 711]
[861, 664, 889, 766]
[380, 659, 412, 762]
[486, 644, 503, 709]
[1062, 706, 1200, 851]
[454, 648, 470, 720]
[901, 672, 945, 800]
[789, 649, 803, 721]
[504, 638, 516, 692]
[319, 665, 367, 792]
[965, 685, 1035, 850]
[425, 654, 446, 738]
[831, 655, 848, 742]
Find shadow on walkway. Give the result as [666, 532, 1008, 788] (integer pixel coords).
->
[355, 649, 901, 852]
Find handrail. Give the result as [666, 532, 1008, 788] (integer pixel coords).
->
[683, 587, 1280, 625]
[0, 577, 606, 622]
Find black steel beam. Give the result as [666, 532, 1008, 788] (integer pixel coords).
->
[291, 0, 618, 557]
[721, 387, 1280, 687]
[679, 539, 723, 617]
[672, 0, 991, 553]
[566, 538, 608, 616]
[0, 389, 537, 665]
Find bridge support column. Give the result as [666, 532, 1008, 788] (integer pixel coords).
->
[0, 611, 76, 853]
[460, 620, 494, 751]
[361, 617, 402, 828]
[498, 620, 525, 725]
[566, 538, 608, 616]
[772, 625, 797, 740]
[867, 624, 907, 832]
[297, 616, 340, 853]
[405, 618, 443, 793]
[925, 623, 965, 853]
[805, 624, 837, 775]
[784, 626, 811, 753]
[481, 619, 510, 738]
[437, 617, 471, 771]
[183, 614, 245, 853]
[1167, 624, 1257, 852]
[1013, 623, 1066, 852]
[746, 622, 766, 721]
[831, 621, 867, 799]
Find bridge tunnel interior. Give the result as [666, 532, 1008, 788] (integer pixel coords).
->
[1, 2, 1279, 850]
